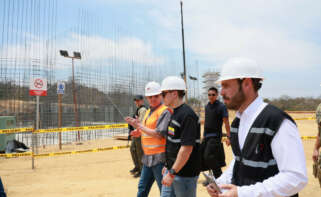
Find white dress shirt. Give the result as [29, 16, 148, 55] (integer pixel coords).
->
[217, 97, 307, 197]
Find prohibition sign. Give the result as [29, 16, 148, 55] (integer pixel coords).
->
[34, 78, 44, 89]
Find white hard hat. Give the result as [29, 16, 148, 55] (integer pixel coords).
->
[216, 57, 264, 83]
[161, 76, 186, 91]
[145, 81, 161, 96]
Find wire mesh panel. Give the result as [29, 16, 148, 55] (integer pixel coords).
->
[0, 0, 202, 156]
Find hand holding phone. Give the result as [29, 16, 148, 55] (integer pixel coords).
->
[202, 172, 222, 194]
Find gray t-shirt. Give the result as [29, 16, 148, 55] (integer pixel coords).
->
[142, 107, 171, 167]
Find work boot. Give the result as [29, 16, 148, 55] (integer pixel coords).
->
[133, 171, 141, 178]
[130, 167, 139, 174]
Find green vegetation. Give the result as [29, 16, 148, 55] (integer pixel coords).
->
[264, 95, 321, 111]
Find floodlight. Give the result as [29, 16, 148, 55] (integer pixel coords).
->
[189, 76, 197, 80]
[59, 50, 69, 57]
[73, 52, 81, 59]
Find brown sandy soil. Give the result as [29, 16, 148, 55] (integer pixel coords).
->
[0, 112, 320, 196]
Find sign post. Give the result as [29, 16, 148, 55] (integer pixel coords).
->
[30, 78, 47, 169]
[57, 81, 65, 150]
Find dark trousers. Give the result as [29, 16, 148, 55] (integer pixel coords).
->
[0, 177, 6, 197]
[200, 136, 226, 176]
[130, 137, 143, 171]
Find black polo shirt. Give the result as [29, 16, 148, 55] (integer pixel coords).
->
[165, 103, 201, 177]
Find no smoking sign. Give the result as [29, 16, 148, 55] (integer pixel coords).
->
[30, 78, 47, 96]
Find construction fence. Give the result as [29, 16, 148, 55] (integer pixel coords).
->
[0, 0, 202, 159]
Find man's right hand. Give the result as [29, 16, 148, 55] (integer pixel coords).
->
[207, 183, 220, 197]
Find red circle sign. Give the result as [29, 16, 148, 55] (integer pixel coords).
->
[34, 79, 43, 89]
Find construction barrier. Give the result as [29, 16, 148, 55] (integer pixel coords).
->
[221, 136, 316, 141]
[286, 111, 316, 114]
[35, 123, 128, 133]
[0, 119, 317, 159]
[0, 116, 316, 135]
[0, 123, 128, 134]
[0, 127, 33, 134]
[293, 117, 316, 120]
[0, 145, 130, 158]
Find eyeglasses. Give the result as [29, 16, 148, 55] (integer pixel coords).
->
[161, 91, 172, 97]
[208, 94, 217, 96]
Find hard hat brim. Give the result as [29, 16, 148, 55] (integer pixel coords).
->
[216, 76, 264, 84]
[145, 92, 162, 97]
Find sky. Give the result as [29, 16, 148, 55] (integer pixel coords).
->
[1, 0, 321, 98]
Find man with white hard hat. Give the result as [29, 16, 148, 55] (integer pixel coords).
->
[126, 81, 171, 197]
[160, 76, 201, 197]
[206, 57, 307, 197]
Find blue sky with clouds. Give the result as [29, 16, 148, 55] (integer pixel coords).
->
[1, 0, 321, 98]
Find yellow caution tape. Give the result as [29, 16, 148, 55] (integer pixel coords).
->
[34, 123, 128, 133]
[294, 117, 316, 120]
[221, 136, 316, 141]
[0, 123, 128, 134]
[0, 127, 33, 134]
[0, 152, 32, 157]
[286, 111, 316, 113]
[0, 145, 130, 158]
[301, 136, 317, 139]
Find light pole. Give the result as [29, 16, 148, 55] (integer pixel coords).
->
[59, 50, 81, 142]
[180, 0, 188, 102]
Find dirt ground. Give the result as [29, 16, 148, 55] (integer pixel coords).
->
[0, 112, 320, 197]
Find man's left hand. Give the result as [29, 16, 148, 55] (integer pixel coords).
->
[125, 117, 141, 128]
[162, 172, 174, 187]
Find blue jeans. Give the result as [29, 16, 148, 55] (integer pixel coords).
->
[0, 177, 6, 197]
[137, 162, 164, 197]
[161, 171, 199, 197]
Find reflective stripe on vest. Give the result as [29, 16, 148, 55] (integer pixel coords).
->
[231, 127, 275, 136]
[235, 156, 277, 169]
[141, 104, 168, 155]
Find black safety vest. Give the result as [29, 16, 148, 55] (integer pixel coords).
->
[204, 100, 225, 138]
[230, 104, 298, 197]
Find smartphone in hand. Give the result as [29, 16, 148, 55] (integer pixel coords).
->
[202, 172, 222, 194]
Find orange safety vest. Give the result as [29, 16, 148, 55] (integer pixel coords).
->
[141, 104, 168, 155]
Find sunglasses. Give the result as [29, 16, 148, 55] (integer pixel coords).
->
[208, 94, 217, 96]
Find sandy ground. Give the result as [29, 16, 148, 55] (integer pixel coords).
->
[0, 112, 320, 197]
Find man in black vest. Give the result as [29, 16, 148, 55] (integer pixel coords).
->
[129, 95, 147, 178]
[206, 57, 307, 197]
[202, 86, 230, 180]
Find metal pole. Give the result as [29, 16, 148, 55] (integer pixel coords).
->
[58, 93, 62, 150]
[32, 95, 39, 169]
[180, 1, 188, 102]
[72, 58, 80, 141]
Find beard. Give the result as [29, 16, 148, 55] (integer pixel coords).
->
[223, 88, 245, 110]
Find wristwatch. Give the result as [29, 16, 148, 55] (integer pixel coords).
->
[168, 168, 177, 176]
